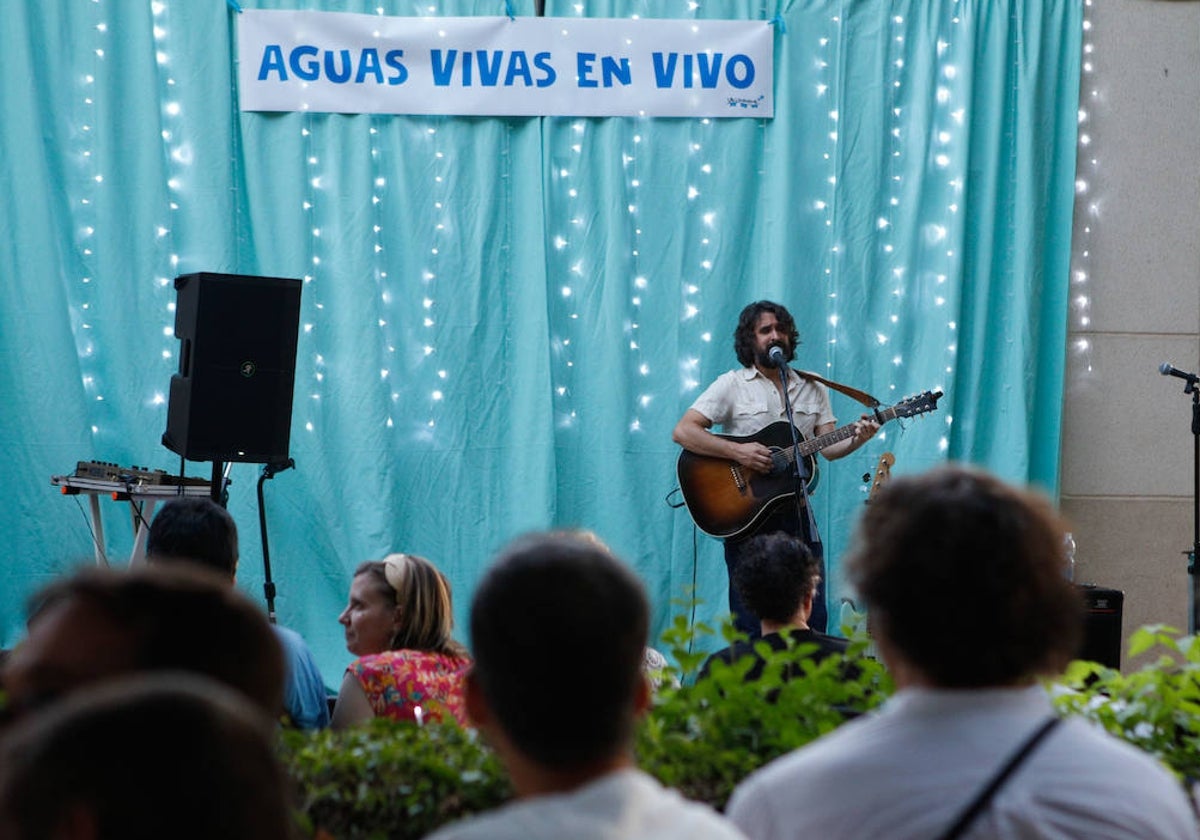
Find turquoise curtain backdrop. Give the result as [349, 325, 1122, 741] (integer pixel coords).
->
[0, 0, 1081, 687]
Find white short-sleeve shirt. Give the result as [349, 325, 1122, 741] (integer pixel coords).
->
[426, 768, 747, 840]
[689, 367, 835, 439]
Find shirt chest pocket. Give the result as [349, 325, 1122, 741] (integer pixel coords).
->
[733, 392, 772, 419]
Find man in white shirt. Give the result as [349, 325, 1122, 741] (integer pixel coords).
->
[426, 531, 746, 840]
[673, 300, 877, 637]
[727, 465, 1199, 840]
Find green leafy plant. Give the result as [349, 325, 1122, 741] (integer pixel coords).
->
[280, 613, 889, 836]
[279, 719, 511, 840]
[1052, 624, 1200, 781]
[636, 611, 892, 810]
[280, 616, 1200, 837]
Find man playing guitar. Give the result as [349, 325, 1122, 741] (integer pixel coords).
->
[672, 300, 878, 637]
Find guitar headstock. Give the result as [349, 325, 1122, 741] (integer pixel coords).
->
[894, 389, 943, 419]
[868, 452, 895, 503]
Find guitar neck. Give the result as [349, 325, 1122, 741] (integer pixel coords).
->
[788, 406, 899, 460]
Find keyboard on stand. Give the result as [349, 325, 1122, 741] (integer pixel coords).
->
[52, 462, 214, 566]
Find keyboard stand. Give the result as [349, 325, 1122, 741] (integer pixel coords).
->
[51, 475, 213, 566]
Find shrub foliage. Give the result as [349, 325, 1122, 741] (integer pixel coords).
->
[282, 619, 1199, 838]
[280, 719, 510, 840]
[1051, 624, 1200, 781]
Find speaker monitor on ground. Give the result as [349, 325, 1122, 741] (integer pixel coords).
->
[1076, 584, 1123, 670]
[163, 272, 302, 464]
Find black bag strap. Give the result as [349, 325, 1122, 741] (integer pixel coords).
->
[935, 717, 1062, 840]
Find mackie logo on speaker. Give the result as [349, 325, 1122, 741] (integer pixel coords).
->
[240, 361, 257, 378]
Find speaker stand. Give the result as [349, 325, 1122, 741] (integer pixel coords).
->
[256, 458, 295, 624]
[209, 460, 230, 508]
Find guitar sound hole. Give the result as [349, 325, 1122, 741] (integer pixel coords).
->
[770, 451, 789, 474]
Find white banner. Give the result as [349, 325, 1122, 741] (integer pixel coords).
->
[237, 10, 773, 118]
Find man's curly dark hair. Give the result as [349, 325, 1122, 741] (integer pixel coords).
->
[734, 532, 820, 625]
[847, 465, 1084, 688]
[733, 301, 800, 368]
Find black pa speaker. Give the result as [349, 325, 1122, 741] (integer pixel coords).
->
[1075, 584, 1123, 669]
[163, 272, 302, 463]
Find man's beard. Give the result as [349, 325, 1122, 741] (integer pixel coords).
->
[756, 343, 790, 368]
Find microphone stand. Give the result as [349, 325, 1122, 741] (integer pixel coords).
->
[775, 361, 822, 558]
[1163, 367, 1200, 634]
[256, 457, 295, 624]
[1187, 378, 1200, 635]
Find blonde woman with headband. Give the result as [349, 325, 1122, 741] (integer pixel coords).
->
[331, 553, 471, 729]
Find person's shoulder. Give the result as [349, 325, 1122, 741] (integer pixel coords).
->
[810, 630, 850, 652]
[394, 648, 473, 676]
[777, 627, 848, 651]
[1057, 716, 1191, 789]
[621, 770, 747, 838]
[347, 649, 405, 676]
[271, 624, 314, 653]
[271, 624, 325, 680]
[1025, 718, 1198, 836]
[725, 746, 825, 837]
[663, 791, 748, 838]
[698, 645, 735, 680]
[345, 652, 379, 678]
[423, 809, 515, 840]
[732, 709, 874, 795]
[792, 370, 830, 391]
[726, 735, 842, 832]
[703, 367, 752, 386]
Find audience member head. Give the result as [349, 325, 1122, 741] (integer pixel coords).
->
[0, 674, 295, 840]
[1, 565, 284, 723]
[145, 497, 238, 579]
[468, 531, 650, 773]
[734, 531, 820, 629]
[847, 464, 1083, 688]
[338, 553, 462, 658]
[734, 300, 799, 367]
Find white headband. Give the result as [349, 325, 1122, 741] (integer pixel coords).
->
[382, 553, 410, 593]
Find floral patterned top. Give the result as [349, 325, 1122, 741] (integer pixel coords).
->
[347, 649, 471, 726]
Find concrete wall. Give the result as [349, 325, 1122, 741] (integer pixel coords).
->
[1060, 0, 1200, 658]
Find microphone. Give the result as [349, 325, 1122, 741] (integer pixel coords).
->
[1159, 362, 1199, 381]
[768, 345, 787, 368]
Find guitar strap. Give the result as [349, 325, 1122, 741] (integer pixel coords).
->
[795, 369, 882, 410]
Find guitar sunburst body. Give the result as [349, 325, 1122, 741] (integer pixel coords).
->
[676, 422, 818, 539]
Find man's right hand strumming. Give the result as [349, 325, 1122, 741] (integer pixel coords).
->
[734, 442, 775, 473]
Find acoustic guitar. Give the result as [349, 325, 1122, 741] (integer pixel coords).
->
[676, 390, 941, 538]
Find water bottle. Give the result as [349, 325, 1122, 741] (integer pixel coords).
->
[1063, 532, 1077, 582]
